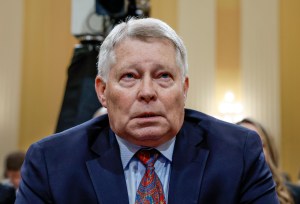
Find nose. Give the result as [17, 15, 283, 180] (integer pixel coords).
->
[138, 76, 157, 103]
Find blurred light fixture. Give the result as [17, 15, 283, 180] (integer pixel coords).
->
[217, 91, 244, 123]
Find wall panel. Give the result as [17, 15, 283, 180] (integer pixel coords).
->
[19, 0, 77, 150]
[178, 0, 216, 114]
[241, 0, 280, 149]
[280, 0, 300, 181]
[0, 0, 24, 178]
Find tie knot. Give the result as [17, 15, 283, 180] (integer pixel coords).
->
[136, 149, 160, 167]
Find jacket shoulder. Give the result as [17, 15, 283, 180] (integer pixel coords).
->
[184, 108, 250, 136]
[34, 115, 110, 147]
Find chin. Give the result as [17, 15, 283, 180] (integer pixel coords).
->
[131, 130, 173, 147]
[133, 139, 166, 148]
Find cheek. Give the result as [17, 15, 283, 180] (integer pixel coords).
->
[162, 91, 186, 119]
[106, 86, 134, 112]
[105, 85, 121, 106]
[166, 89, 186, 107]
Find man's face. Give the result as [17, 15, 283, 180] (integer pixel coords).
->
[95, 37, 189, 147]
[6, 170, 21, 189]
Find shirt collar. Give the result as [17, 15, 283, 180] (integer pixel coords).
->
[115, 135, 176, 169]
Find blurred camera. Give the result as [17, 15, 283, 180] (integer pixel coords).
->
[71, 0, 150, 38]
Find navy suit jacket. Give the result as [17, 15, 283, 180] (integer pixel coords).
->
[16, 109, 279, 204]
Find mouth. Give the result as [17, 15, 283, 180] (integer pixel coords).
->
[135, 112, 161, 118]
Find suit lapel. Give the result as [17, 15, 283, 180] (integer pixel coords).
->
[168, 121, 209, 204]
[86, 128, 129, 204]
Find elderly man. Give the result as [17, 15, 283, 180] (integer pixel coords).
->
[16, 18, 278, 204]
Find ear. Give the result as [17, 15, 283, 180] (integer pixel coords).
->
[95, 75, 107, 107]
[183, 76, 189, 102]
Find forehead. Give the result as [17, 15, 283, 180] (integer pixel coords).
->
[114, 37, 177, 64]
[115, 36, 175, 51]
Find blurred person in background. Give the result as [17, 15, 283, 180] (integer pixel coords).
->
[2, 151, 25, 190]
[0, 151, 25, 204]
[237, 118, 299, 204]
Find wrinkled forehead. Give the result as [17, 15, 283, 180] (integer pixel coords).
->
[114, 36, 176, 50]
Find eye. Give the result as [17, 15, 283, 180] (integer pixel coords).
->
[157, 72, 173, 80]
[160, 73, 171, 79]
[119, 72, 138, 86]
[124, 73, 135, 79]
[121, 72, 137, 80]
[156, 72, 174, 87]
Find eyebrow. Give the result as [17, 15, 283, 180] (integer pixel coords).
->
[120, 61, 176, 72]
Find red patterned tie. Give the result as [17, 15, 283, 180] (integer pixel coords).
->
[135, 149, 166, 204]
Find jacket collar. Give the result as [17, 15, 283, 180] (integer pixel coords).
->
[168, 116, 210, 204]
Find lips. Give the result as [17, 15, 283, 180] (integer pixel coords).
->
[135, 112, 161, 118]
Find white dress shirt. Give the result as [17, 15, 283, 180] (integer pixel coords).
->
[115, 135, 176, 204]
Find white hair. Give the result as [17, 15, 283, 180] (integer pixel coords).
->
[97, 17, 188, 82]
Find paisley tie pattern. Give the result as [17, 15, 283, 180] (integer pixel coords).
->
[135, 149, 166, 204]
